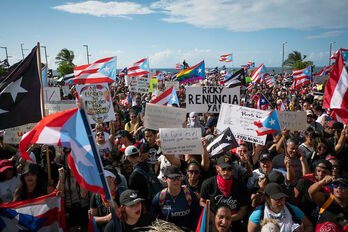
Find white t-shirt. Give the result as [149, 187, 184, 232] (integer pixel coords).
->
[157, 155, 180, 181]
[0, 176, 20, 202]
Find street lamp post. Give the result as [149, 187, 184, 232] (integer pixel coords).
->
[41, 46, 49, 69]
[83, 45, 91, 64]
[329, 42, 336, 66]
[0, 46, 9, 61]
[20, 43, 27, 59]
[282, 41, 287, 74]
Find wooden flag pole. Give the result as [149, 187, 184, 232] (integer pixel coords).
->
[206, 199, 210, 232]
[37, 42, 51, 182]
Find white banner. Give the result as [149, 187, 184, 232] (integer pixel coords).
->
[44, 100, 76, 115]
[143, 103, 186, 130]
[4, 123, 36, 144]
[76, 83, 116, 124]
[165, 81, 180, 90]
[130, 76, 150, 93]
[186, 86, 240, 113]
[277, 111, 307, 131]
[160, 128, 203, 155]
[217, 104, 268, 145]
[44, 87, 61, 102]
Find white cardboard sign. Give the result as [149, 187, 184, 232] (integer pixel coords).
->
[130, 76, 150, 93]
[143, 103, 186, 130]
[76, 83, 116, 124]
[277, 111, 307, 131]
[44, 87, 61, 102]
[217, 104, 268, 145]
[4, 123, 36, 144]
[186, 86, 240, 113]
[160, 128, 203, 155]
[44, 100, 76, 115]
[165, 81, 180, 90]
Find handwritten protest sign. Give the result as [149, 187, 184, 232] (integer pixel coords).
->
[159, 128, 203, 154]
[45, 100, 76, 115]
[149, 78, 158, 93]
[130, 76, 150, 93]
[277, 111, 307, 131]
[217, 103, 268, 145]
[4, 123, 36, 144]
[165, 81, 180, 90]
[76, 83, 115, 124]
[186, 86, 240, 113]
[143, 103, 186, 130]
[44, 87, 61, 102]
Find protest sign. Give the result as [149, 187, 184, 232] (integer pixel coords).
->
[186, 86, 240, 113]
[4, 123, 36, 144]
[44, 87, 61, 102]
[149, 77, 158, 93]
[313, 75, 328, 84]
[45, 100, 76, 115]
[130, 76, 150, 93]
[76, 83, 115, 124]
[277, 111, 307, 131]
[143, 103, 186, 130]
[216, 103, 268, 145]
[165, 81, 180, 90]
[159, 128, 203, 154]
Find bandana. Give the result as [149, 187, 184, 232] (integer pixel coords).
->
[101, 184, 118, 209]
[302, 173, 331, 193]
[217, 173, 232, 197]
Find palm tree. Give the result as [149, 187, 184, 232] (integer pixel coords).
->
[55, 48, 75, 66]
[284, 50, 313, 70]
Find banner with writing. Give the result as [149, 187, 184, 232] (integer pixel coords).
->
[44, 100, 76, 115]
[165, 81, 180, 90]
[44, 87, 61, 102]
[186, 86, 240, 113]
[76, 83, 115, 124]
[160, 128, 203, 155]
[4, 123, 36, 144]
[277, 111, 307, 131]
[143, 103, 186, 130]
[217, 103, 268, 145]
[130, 76, 150, 93]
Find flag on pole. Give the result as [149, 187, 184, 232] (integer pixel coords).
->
[323, 51, 348, 124]
[196, 204, 207, 232]
[176, 63, 184, 70]
[292, 66, 311, 80]
[19, 108, 106, 194]
[42, 66, 47, 87]
[88, 210, 99, 232]
[206, 127, 239, 157]
[251, 64, 267, 83]
[224, 68, 245, 88]
[244, 61, 255, 70]
[278, 100, 285, 111]
[330, 48, 348, 61]
[0, 190, 66, 231]
[0, 46, 43, 130]
[74, 57, 117, 84]
[150, 86, 179, 106]
[176, 60, 205, 83]
[127, 58, 150, 77]
[254, 110, 281, 136]
[254, 93, 271, 110]
[219, 53, 233, 62]
[118, 67, 127, 77]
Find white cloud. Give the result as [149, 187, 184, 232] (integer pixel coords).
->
[306, 31, 344, 40]
[53, 1, 153, 18]
[151, 0, 348, 32]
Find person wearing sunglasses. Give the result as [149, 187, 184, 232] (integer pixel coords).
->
[200, 154, 249, 231]
[183, 160, 202, 199]
[309, 176, 348, 230]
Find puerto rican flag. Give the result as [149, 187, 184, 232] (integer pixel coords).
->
[0, 190, 66, 231]
[255, 93, 271, 110]
[251, 64, 268, 83]
[219, 53, 233, 62]
[330, 48, 348, 61]
[291, 76, 311, 90]
[323, 51, 348, 124]
[150, 86, 179, 106]
[292, 66, 312, 80]
[176, 63, 184, 70]
[244, 61, 255, 70]
[264, 75, 275, 87]
[19, 108, 106, 194]
[254, 110, 281, 136]
[74, 57, 117, 84]
[278, 100, 285, 111]
[127, 58, 150, 77]
[119, 67, 127, 77]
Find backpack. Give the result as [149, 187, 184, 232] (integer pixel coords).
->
[259, 203, 302, 224]
[158, 186, 192, 209]
[133, 167, 163, 200]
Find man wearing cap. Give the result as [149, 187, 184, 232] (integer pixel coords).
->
[309, 176, 348, 230]
[248, 183, 313, 232]
[150, 165, 200, 231]
[306, 109, 324, 137]
[200, 155, 249, 230]
[327, 122, 348, 163]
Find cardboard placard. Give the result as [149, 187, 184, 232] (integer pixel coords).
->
[44, 87, 61, 102]
[76, 83, 115, 124]
[160, 128, 203, 154]
[149, 78, 158, 93]
[186, 86, 240, 113]
[143, 103, 186, 130]
[130, 76, 150, 93]
[4, 123, 36, 144]
[277, 111, 307, 131]
[45, 100, 76, 115]
[216, 104, 268, 145]
[165, 81, 180, 90]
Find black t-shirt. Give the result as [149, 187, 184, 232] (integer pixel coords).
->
[318, 195, 348, 225]
[104, 213, 154, 232]
[295, 178, 319, 223]
[141, 143, 160, 166]
[129, 162, 150, 205]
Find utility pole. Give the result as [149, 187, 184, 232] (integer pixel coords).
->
[20, 43, 27, 59]
[329, 42, 336, 66]
[282, 41, 287, 74]
[83, 45, 91, 64]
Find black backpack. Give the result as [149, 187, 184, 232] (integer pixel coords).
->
[133, 167, 163, 200]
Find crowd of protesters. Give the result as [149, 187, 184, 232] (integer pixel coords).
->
[0, 67, 347, 232]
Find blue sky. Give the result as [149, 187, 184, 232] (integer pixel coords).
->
[1, 0, 347, 69]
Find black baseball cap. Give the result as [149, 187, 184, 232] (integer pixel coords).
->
[260, 153, 272, 162]
[333, 178, 348, 186]
[265, 183, 288, 200]
[116, 130, 130, 138]
[267, 171, 285, 184]
[164, 165, 183, 178]
[217, 155, 233, 169]
[119, 189, 144, 206]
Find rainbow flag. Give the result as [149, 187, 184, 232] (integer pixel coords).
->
[196, 204, 207, 232]
[176, 60, 205, 83]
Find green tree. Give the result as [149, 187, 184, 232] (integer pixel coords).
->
[55, 48, 75, 76]
[284, 50, 313, 70]
[0, 66, 5, 77]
